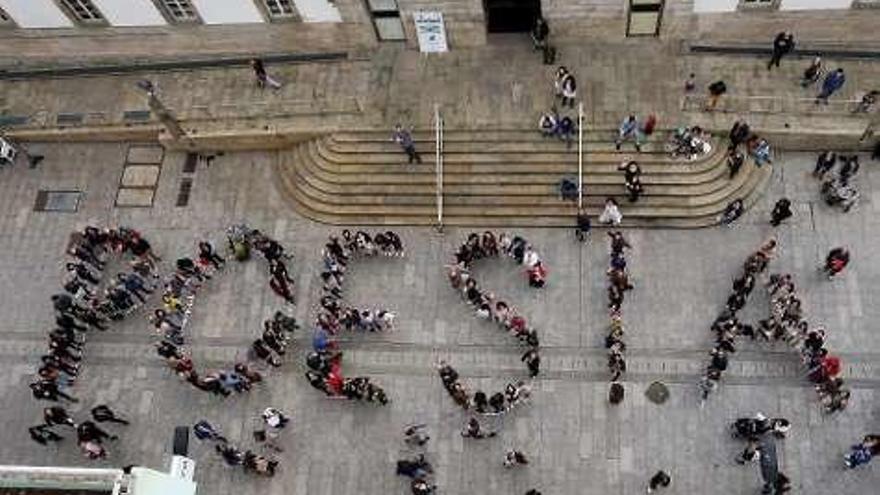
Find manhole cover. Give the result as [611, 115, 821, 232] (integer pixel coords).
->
[645, 381, 669, 404]
[34, 190, 81, 212]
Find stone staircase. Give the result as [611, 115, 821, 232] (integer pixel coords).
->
[274, 129, 772, 228]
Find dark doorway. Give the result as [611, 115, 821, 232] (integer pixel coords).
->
[484, 0, 541, 33]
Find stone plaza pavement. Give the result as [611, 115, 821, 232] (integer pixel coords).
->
[0, 142, 876, 495]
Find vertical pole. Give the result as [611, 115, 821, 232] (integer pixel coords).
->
[435, 103, 443, 232]
[578, 102, 584, 210]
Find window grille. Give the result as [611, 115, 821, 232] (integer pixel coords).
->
[60, 0, 104, 22]
[160, 0, 198, 22]
[262, 0, 296, 18]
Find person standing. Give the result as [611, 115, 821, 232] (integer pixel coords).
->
[684, 73, 696, 93]
[560, 71, 577, 109]
[706, 80, 727, 112]
[250, 58, 282, 90]
[392, 124, 423, 165]
[770, 198, 793, 226]
[521, 349, 540, 378]
[728, 120, 751, 151]
[768, 32, 795, 70]
[816, 68, 846, 105]
[813, 151, 837, 178]
[531, 17, 549, 51]
[646, 470, 671, 493]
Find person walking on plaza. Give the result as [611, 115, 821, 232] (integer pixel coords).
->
[706, 80, 727, 112]
[770, 198, 793, 226]
[815, 68, 846, 105]
[800, 57, 822, 87]
[250, 58, 282, 90]
[392, 124, 423, 165]
[768, 32, 795, 70]
[646, 470, 671, 493]
[615, 115, 641, 151]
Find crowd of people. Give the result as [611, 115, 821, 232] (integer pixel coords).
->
[194, 407, 289, 477]
[667, 125, 711, 160]
[605, 232, 632, 396]
[29, 226, 157, 457]
[728, 119, 773, 169]
[699, 238, 777, 402]
[445, 232, 545, 377]
[729, 412, 793, 493]
[396, 425, 437, 494]
[436, 360, 532, 417]
[30, 404, 129, 459]
[762, 272, 850, 413]
[302, 230, 401, 404]
[815, 151, 860, 212]
[149, 227, 295, 397]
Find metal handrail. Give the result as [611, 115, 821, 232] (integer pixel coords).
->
[577, 102, 584, 210]
[434, 103, 444, 231]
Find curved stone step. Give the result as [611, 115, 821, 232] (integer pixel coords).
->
[281, 144, 766, 216]
[274, 129, 771, 228]
[306, 141, 729, 185]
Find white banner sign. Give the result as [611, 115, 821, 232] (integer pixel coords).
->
[413, 11, 448, 53]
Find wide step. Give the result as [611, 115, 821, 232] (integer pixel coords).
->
[275, 129, 772, 228]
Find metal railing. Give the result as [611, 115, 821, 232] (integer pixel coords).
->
[577, 102, 584, 209]
[434, 103, 444, 231]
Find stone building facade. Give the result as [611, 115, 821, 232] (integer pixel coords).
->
[0, 0, 877, 62]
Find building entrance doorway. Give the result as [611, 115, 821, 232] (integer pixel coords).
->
[484, 0, 541, 33]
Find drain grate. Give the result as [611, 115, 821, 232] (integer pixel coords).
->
[34, 190, 82, 212]
[176, 178, 193, 207]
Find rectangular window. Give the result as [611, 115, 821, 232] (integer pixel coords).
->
[262, 0, 296, 18]
[160, 0, 199, 22]
[367, 0, 405, 41]
[60, 0, 104, 22]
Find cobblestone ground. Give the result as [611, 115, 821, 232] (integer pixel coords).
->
[0, 143, 876, 495]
